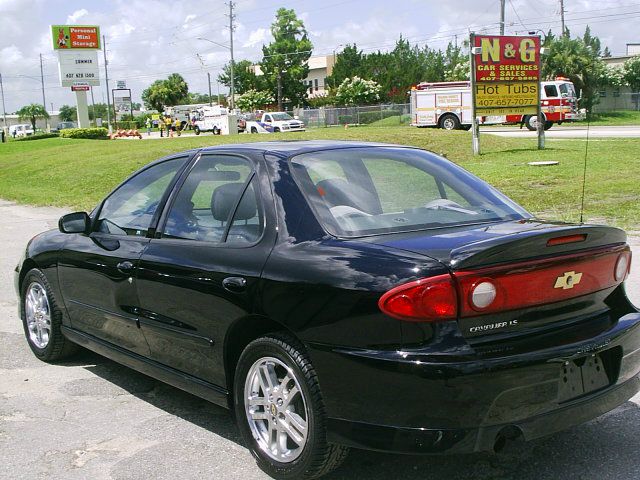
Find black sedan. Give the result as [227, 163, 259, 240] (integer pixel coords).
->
[15, 141, 640, 479]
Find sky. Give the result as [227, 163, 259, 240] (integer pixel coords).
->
[0, 0, 639, 113]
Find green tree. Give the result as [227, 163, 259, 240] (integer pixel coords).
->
[327, 44, 364, 89]
[336, 77, 381, 106]
[623, 56, 640, 92]
[187, 92, 212, 104]
[542, 31, 606, 112]
[88, 103, 108, 121]
[218, 59, 264, 95]
[58, 105, 77, 122]
[16, 104, 49, 131]
[142, 73, 189, 112]
[236, 89, 275, 111]
[260, 8, 313, 109]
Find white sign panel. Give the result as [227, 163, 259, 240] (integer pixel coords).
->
[57, 50, 100, 87]
[116, 80, 126, 89]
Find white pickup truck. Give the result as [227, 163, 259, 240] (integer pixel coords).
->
[245, 112, 305, 134]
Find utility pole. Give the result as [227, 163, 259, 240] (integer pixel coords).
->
[39, 53, 49, 131]
[103, 34, 112, 133]
[500, 0, 506, 35]
[0, 73, 7, 130]
[90, 86, 96, 127]
[560, 0, 566, 37]
[207, 72, 213, 106]
[227, 1, 236, 110]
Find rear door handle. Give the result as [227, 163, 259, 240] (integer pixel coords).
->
[222, 276, 247, 293]
[116, 261, 134, 274]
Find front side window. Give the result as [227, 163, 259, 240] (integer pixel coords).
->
[96, 157, 186, 236]
[162, 154, 262, 244]
[290, 148, 529, 237]
[544, 85, 558, 98]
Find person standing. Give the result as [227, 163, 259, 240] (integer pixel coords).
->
[159, 116, 164, 137]
[145, 117, 152, 136]
[174, 118, 181, 137]
[166, 116, 173, 138]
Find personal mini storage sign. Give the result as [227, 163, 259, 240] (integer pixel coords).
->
[471, 35, 541, 116]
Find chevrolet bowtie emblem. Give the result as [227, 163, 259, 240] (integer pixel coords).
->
[554, 271, 583, 290]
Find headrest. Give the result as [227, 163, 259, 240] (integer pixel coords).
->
[211, 183, 257, 222]
[315, 178, 381, 215]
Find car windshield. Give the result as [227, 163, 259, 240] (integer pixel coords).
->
[290, 147, 530, 237]
[559, 83, 576, 97]
[272, 113, 293, 121]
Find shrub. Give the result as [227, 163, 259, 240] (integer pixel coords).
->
[59, 128, 109, 139]
[15, 132, 59, 141]
[357, 110, 402, 124]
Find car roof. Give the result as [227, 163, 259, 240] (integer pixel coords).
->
[198, 140, 417, 158]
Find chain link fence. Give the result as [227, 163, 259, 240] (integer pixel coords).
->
[295, 103, 411, 128]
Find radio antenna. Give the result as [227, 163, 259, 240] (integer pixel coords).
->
[578, 116, 591, 224]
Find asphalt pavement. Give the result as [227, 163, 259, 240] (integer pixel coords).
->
[1, 199, 639, 480]
[481, 125, 640, 138]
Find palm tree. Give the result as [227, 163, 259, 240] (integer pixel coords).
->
[16, 104, 50, 132]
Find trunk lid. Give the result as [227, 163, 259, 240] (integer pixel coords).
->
[363, 220, 630, 341]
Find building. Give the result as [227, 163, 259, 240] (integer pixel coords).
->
[596, 43, 640, 112]
[1, 112, 62, 132]
[303, 55, 335, 98]
[249, 55, 335, 100]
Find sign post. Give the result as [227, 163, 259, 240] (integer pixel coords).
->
[470, 34, 542, 155]
[51, 25, 101, 129]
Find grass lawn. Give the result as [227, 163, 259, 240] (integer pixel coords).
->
[586, 110, 640, 126]
[0, 126, 637, 231]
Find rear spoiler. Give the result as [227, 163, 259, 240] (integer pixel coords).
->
[449, 224, 627, 270]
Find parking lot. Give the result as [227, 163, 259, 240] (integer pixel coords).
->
[1, 198, 639, 480]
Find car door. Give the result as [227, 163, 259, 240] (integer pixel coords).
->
[134, 152, 275, 385]
[57, 156, 189, 355]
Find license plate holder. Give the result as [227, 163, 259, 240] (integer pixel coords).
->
[558, 354, 611, 403]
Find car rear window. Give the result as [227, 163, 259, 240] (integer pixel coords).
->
[290, 147, 530, 237]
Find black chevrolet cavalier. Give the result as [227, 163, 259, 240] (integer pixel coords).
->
[15, 141, 640, 478]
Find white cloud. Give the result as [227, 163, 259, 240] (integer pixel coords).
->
[243, 28, 268, 48]
[66, 9, 88, 24]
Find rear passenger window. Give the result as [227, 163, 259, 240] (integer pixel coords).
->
[162, 154, 261, 244]
[226, 175, 263, 244]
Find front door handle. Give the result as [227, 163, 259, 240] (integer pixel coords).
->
[222, 276, 247, 293]
[116, 261, 134, 274]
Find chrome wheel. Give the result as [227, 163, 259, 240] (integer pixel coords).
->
[442, 117, 456, 130]
[244, 356, 309, 463]
[25, 282, 51, 349]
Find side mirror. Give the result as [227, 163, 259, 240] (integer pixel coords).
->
[59, 212, 91, 234]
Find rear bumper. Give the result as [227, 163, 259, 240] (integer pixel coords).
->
[309, 312, 640, 454]
[327, 373, 640, 454]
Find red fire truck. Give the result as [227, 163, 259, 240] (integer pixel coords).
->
[410, 77, 585, 131]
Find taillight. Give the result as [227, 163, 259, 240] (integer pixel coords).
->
[380, 245, 630, 322]
[615, 251, 631, 281]
[469, 280, 497, 310]
[378, 274, 457, 322]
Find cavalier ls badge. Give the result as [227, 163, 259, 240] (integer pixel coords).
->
[554, 271, 583, 290]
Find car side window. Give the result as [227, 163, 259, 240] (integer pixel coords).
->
[95, 157, 186, 237]
[162, 154, 257, 243]
[544, 85, 558, 98]
[226, 175, 263, 244]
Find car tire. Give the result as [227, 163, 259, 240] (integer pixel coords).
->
[194, 126, 201, 135]
[439, 114, 460, 130]
[20, 268, 78, 362]
[524, 114, 547, 131]
[251, 127, 258, 134]
[544, 121, 553, 130]
[273, 127, 280, 133]
[234, 334, 349, 479]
